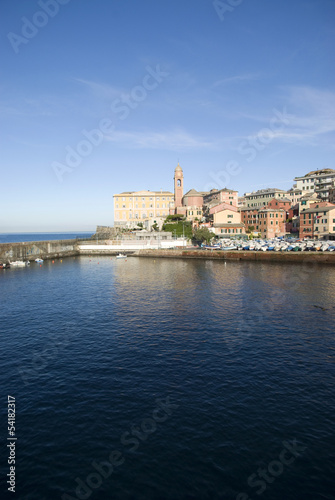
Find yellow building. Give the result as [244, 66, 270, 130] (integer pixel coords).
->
[113, 190, 174, 228]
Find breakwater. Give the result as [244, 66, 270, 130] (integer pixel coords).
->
[0, 239, 80, 262]
[133, 249, 335, 264]
[2, 241, 335, 265]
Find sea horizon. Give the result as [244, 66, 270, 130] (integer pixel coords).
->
[0, 231, 95, 244]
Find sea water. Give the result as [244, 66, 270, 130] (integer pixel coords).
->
[0, 257, 334, 499]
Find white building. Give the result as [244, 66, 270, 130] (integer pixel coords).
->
[293, 169, 335, 201]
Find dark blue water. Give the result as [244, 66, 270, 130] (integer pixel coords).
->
[0, 232, 94, 243]
[1, 257, 334, 500]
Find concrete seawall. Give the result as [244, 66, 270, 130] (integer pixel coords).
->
[0, 239, 79, 262]
[2, 241, 335, 265]
[133, 249, 335, 264]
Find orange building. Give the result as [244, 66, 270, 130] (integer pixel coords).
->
[258, 209, 286, 238]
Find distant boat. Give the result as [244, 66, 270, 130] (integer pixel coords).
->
[35, 258, 44, 263]
[10, 261, 29, 267]
[116, 254, 127, 259]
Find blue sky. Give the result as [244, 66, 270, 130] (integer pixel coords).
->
[1, 0, 334, 231]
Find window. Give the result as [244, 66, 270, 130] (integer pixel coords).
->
[149, 212, 153, 217]
[142, 213, 147, 219]
[142, 198, 145, 201]
[122, 197, 126, 201]
[157, 197, 160, 201]
[150, 197, 153, 201]
[135, 197, 138, 201]
[116, 204, 119, 209]
[142, 204, 145, 208]
[115, 197, 119, 201]
[162, 197, 165, 200]
[157, 204, 159, 208]
[122, 204, 126, 208]
[135, 204, 138, 209]
[129, 198, 132, 201]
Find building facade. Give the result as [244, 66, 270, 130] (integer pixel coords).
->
[212, 208, 245, 236]
[299, 203, 335, 239]
[114, 190, 174, 228]
[258, 209, 286, 238]
[243, 188, 289, 208]
[294, 169, 335, 201]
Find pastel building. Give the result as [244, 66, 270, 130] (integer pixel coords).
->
[257, 209, 286, 238]
[299, 203, 335, 239]
[114, 190, 174, 228]
[243, 188, 289, 208]
[294, 168, 335, 201]
[240, 208, 260, 232]
[211, 206, 245, 236]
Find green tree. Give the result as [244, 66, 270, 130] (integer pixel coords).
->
[164, 214, 185, 222]
[192, 227, 215, 244]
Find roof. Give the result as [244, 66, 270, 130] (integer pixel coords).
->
[175, 162, 183, 172]
[183, 189, 209, 197]
[259, 208, 286, 213]
[245, 188, 287, 196]
[268, 197, 292, 203]
[114, 190, 173, 196]
[302, 205, 335, 214]
[294, 168, 335, 179]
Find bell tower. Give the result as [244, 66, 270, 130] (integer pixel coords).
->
[174, 162, 184, 210]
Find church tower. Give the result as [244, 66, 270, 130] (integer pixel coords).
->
[174, 162, 184, 210]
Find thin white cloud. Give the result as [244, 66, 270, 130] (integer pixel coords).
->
[238, 86, 335, 146]
[212, 73, 259, 87]
[74, 78, 121, 100]
[104, 129, 218, 150]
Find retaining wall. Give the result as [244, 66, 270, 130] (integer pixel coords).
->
[0, 239, 80, 262]
[134, 249, 335, 264]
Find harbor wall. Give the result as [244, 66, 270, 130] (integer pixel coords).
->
[0, 238, 186, 262]
[133, 249, 335, 264]
[2, 240, 335, 265]
[0, 239, 80, 262]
